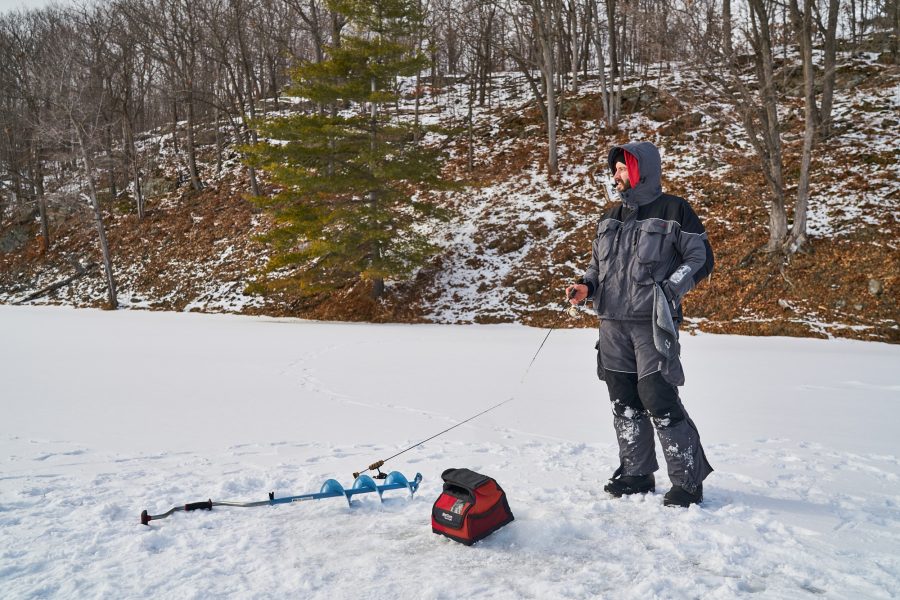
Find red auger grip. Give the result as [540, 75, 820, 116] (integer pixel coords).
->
[185, 499, 213, 511]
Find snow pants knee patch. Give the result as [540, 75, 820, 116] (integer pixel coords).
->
[637, 373, 713, 492]
[636, 371, 685, 425]
[605, 370, 658, 477]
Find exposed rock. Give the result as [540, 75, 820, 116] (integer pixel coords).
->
[487, 229, 527, 254]
[11, 205, 37, 225]
[0, 226, 30, 253]
[142, 177, 173, 200]
[526, 219, 549, 239]
[868, 279, 883, 296]
[513, 277, 543, 295]
[648, 105, 675, 122]
[620, 85, 658, 113]
[659, 112, 703, 137]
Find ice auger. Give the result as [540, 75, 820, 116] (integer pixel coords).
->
[140, 471, 422, 525]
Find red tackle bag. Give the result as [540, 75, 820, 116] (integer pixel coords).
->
[431, 468, 514, 545]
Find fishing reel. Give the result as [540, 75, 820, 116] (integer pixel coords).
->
[566, 286, 583, 317]
[353, 459, 388, 480]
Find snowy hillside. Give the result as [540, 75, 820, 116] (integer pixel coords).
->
[2, 306, 898, 598]
[1, 52, 897, 342]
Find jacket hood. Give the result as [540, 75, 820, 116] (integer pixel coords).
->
[607, 141, 663, 208]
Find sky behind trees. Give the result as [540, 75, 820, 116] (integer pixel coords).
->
[0, 0, 55, 15]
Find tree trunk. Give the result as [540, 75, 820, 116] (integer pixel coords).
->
[171, 97, 179, 155]
[568, 0, 578, 92]
[73, 123, 117, 310]
[722, 0, 733, 57]
[34, 149, 49, 252]
[467, 69, 475, 172]
[215, 107, 223, 175]
[235, 15, 261, 196]
[123, 110, 144, 219]
[185, 86, 203, 191]
[106, 125, 117, 200]
[788, 0, 817, 253]
[818, 0, 840, 139]
[592, 1, 612, 129]
[371, 277, 384, 299]
[893, 0, 899, 61]
[414, 67, 421, 142]
[748, 0, 788, 251]
[537, 5, 558, 176]
[607, 0, 619, 79]
[15, 262, 97, 304]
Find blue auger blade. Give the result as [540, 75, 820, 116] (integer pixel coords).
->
[140, 471, 422, 525]
[342, 471, 422, 506]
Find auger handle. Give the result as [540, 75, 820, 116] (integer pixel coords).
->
[353, 460, 384, 479]
[140, 499, 212, 525]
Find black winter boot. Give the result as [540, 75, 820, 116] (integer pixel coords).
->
[604, 470, 655, 497]
[663, 484, 703, 507]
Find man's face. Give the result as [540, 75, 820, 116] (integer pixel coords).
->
[613, 161, 630, 191]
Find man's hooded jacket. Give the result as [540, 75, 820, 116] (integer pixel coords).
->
[582, 141, 714, 322]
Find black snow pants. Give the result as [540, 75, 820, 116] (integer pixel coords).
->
[596, 319, 713, 492]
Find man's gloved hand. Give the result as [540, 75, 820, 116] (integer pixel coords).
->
[660, 280, 679, 311]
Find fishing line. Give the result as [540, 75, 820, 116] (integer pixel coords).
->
[353, 290, 584, 479]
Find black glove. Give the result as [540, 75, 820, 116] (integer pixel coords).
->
[660, 280, 679, 311]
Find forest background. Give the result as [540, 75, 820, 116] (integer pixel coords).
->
[0, 0, 897, 341]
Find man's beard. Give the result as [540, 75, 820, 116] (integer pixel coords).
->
[615, 179, 631, 191]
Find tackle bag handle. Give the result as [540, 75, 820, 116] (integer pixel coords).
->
[440, 468, 492, 494]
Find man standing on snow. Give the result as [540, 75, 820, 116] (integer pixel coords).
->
[566, 141, 714, 507]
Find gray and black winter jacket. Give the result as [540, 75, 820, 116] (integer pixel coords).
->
[582, 142, 714, 322]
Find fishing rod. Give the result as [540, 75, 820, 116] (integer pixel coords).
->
[352, 288, 584, 480]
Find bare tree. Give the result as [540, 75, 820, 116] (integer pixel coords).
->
[199, 0, 262, 196]
[0, 11, 51, 250]
[284, 0, 328, 63]
[786, 0, 817, 253]
[33, 8, 118, 307]
[125, 0, 205, 192]
[505, 0, 561, 175]
[814, 0, 841, 139]
[107, 1, 150, 218]
[590, 0, 623, 129]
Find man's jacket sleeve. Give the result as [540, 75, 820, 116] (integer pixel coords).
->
[580, 222, 602, 299]
[666, 202, 714, 300]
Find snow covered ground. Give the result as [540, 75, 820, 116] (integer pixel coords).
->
[2, 306, 899, 599]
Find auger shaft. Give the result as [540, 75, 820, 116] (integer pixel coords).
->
[140, 471, 422, 525]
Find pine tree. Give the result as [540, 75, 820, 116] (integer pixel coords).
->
[245, 0, 446, 300]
